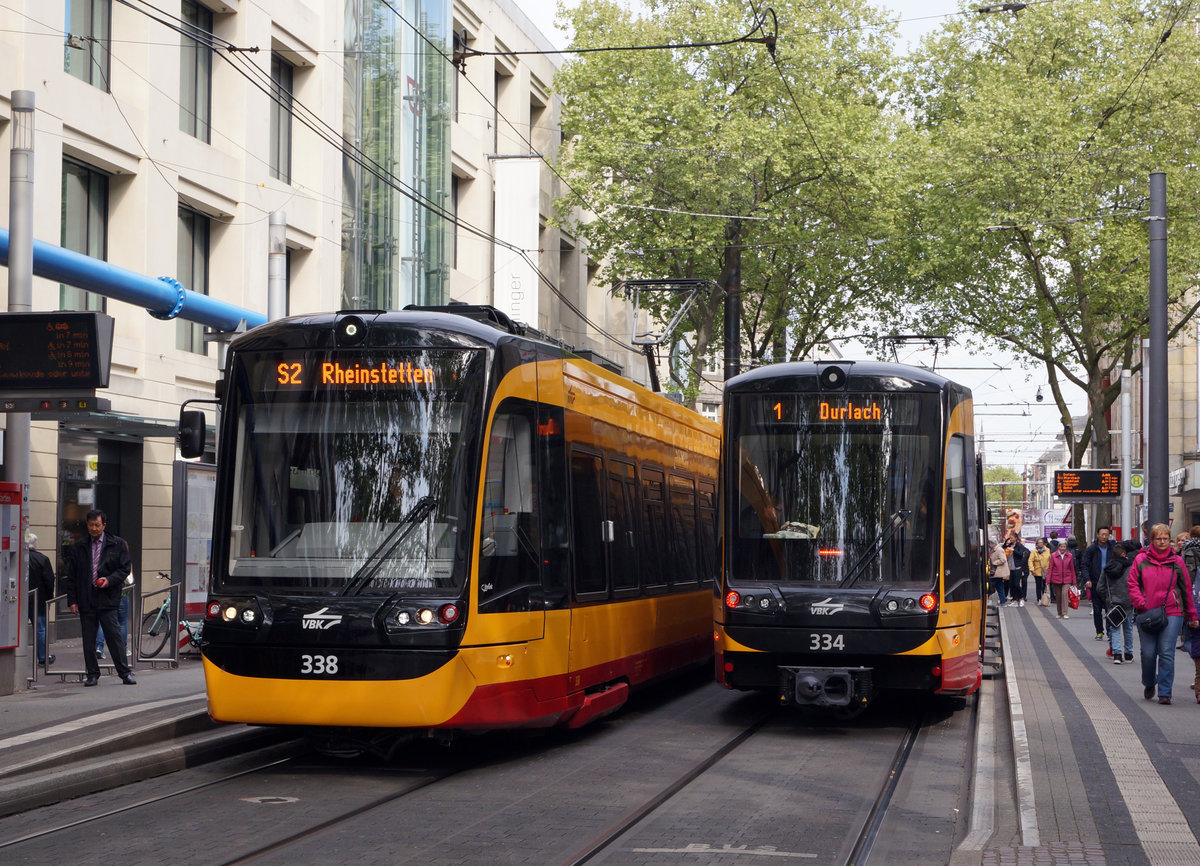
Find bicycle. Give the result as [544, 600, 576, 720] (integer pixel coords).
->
[140, 572, 204, 658]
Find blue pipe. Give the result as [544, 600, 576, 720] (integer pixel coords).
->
[0, 227, 266, 331]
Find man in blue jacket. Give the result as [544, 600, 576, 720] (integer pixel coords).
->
[1081, 526, 1116, 641]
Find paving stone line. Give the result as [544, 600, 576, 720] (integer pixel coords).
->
[1025, 610, 1200, 865]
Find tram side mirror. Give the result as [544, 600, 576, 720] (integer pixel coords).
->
[178, 409, 206, 459]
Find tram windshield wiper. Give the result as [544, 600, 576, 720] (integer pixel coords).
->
[838, 509, 909, 589]
[342, 496, 438, 596]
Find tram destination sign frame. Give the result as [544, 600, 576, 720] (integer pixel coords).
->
[1053, 469, 1121, 501]
[0, 311, 114, 391]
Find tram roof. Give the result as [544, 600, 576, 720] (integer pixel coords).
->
[725, 360, 964, 394]
[229, 308, 564, 354]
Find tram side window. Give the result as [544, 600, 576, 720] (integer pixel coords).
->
[670, 474, 698, 587]
[570, 450, 608, 598]
[640, 468, 667, 591]
[537, 404, 570, 608]
[943, 435, 977, 601]
[609, 460, 639, 594]
[478, 401, 542, 613]
[698, 480, 717, 584]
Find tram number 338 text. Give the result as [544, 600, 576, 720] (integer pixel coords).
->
[809, 633, 844, 651]
[300, 654, 339, 675]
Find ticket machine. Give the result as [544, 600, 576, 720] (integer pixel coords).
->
[0, 482, 22, 650]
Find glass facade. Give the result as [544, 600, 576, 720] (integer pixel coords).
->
[342, 0, 451, 311]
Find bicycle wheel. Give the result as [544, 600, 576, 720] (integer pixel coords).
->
[140, 610, 172, 658]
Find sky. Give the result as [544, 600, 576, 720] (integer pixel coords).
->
[508, 0, 1086, 470]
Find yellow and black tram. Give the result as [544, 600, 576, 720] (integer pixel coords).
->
[715, 361, 987, 712]
[185, 306, 719, 744]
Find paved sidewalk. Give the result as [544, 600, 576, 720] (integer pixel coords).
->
[982, 600, 1200, 866]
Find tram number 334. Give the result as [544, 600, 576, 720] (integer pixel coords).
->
[300, 654, 339, 675]
[809, 633, 845, 651]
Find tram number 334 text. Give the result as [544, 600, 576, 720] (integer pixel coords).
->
[300, 654, 339, 675]
[809, 633, 844, 651]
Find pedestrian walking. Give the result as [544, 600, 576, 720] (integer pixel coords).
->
[1179, 526, 1200, 700]
[1048, 539, 1076, 619]
[64, 509, 137, 687]
[1081, 527, 1115, 641]
[1098, 542, 1134, 664]
[1128, 524, 1199, 705]
[26, 534, 56, 666]
[1029, 537, 1052, 606]
[1008, 535, 1030, 607]
[989, 539, 1010, 605]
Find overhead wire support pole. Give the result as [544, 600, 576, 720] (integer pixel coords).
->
[1147, 173, 1168, 526]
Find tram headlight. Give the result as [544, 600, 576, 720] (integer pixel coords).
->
[222, 605, 238, 622]
[394, 610, 411, 626]
[240, 608, 257, 624]
[416, 608, 435, 625]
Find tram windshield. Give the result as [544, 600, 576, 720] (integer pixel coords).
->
[730, 391, 940, 586]
[220, 348, 487, 593]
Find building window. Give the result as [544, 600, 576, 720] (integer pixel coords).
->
[270, 54, 294, 183]
[60, 160, 108, 311]
[64, 0, 110, 88]
[65, 0, 111, 89]
[177, 207, 210, 354]
[700, 402, 720, 422]
[179, 0, 213, 142]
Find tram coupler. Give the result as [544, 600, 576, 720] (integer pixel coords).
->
[779, 666, 873, 708]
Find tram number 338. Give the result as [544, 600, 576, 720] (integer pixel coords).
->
[809, 633, 845, 651]
[300, 654, 339, 675]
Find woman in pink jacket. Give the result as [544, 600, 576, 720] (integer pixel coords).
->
[1128, 523, 1200, 705]
[1046, 539, 1076, 620]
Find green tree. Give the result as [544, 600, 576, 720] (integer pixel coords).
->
[884, 0, 1200, 527]
[552, 0, 901, 397]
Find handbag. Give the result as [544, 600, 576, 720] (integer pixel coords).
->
[1135, 605, 1167, 633]
[1039, 589, 1051, 607]
[1068, 586, 1080, 610]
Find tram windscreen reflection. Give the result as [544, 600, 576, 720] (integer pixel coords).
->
[222, 349, 485, 592]
[731, 393, 939, 586]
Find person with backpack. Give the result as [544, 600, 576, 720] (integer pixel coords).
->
[1098, 542, 1134, 664]
[1179, 525, 1200, 698]
[1128, 524, 1199, 705]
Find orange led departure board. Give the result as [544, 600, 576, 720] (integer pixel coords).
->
[1054, 469, 1121, 500]
[0, 312, 114, 391]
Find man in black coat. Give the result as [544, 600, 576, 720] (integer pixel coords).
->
[26, 534, 56, 666]
[1008, 535, 1031, 607]
[64, 509, 136, 686]
[1081, 526, 1116, 641]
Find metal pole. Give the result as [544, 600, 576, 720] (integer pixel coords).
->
[5, 90, 35, 693]
[1121, 369, 1133, 541]
[268, 211, 287, 320]
[723, 218, 741, 381]
[1147, 173, 1168, 527]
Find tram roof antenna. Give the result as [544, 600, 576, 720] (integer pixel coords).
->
[878, 334, 951, 372]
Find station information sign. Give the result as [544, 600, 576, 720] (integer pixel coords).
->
[1053, 469, 1121, 501]
[0, 311, 114, 391]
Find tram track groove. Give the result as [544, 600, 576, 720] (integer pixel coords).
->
[561, 715, 771, 866]
[0, 748, 300, 851]
[843, 714, 923, 866]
